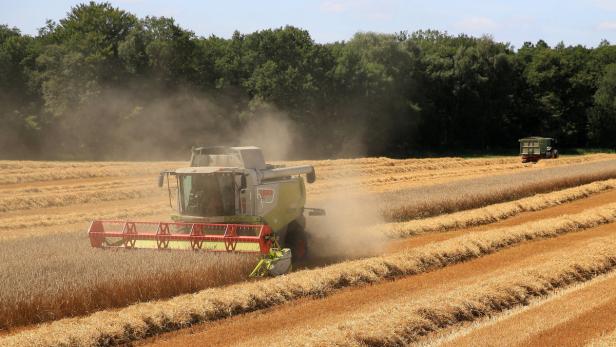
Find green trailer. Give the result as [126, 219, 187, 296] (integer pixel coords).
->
[519, 137, 559, 163]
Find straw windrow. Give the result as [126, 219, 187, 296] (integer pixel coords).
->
[3, 203, 616, 346]
[275, 237, 616, 346]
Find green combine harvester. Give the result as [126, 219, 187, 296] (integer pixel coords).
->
[519, 137, 559, 163]
[88, 146, 325, 277]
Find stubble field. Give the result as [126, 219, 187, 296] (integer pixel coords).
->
[1, 153, 616, 346]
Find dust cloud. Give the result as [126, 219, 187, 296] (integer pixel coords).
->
[236, 102, 297, 161]
[33, 77, 377, 162]
[306, 175, 387, 263]
[236, 101, 387, 262]
[39, 85, 305, 161]
[37, 80, 387, 260]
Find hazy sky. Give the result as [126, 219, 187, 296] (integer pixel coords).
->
[1, 0, 615, 48]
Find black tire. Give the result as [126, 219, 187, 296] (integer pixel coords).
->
[284, 218, 308, 262]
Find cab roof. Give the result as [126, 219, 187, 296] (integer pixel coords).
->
[174, 167, 242, 174]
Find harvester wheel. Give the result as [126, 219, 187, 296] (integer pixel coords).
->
[285, 219, 308, 262]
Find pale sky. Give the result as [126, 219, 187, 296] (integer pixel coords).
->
[1, 0, 615, 48]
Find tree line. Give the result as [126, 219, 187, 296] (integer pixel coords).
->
[1, 2, 616, 160]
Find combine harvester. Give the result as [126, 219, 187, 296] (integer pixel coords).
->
[88, 146, 325, 277]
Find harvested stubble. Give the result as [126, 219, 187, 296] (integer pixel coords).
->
[295, 153, 614, 178]
[0, 201, 170, 234]
[0, 161, 182, 185]
[377, 178, 616, 238]
[2, 157, 614, 218]
[2, 178, 614, 330]
[4, 203, 616, 346]
[282, 155, 616, 197]
[4, 159, 613, 238]
[303, 157, 524, 186]
[587, 329, 616, 346]
[274, 237, 616, 346]
[0, 181, 162, 213]
[0, 233, 257, 329]
[422, 268, 616, 347]
[2, 157, 613, 230]
[381, 159, 616, 221]
[2, 154, 612, 188]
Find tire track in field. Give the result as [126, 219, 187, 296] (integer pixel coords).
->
[435, 270, 616, 347]
[141, 222, 616, 347]
[139, 190, 616, 347]
[386, 188, 616, 252]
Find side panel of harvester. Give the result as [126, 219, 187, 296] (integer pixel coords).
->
[256, 178, 306, 232]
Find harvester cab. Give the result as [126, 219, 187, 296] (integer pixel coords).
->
[88, 146, 324, 277]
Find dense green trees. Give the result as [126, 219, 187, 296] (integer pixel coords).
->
[1, 2, 615, 160]
[0, 24, 40, 156]
[588, 63, 616, 147]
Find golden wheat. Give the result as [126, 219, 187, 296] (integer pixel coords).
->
[303, 154, 616, 191]
[3, 203, 616, 346]
[6, 174, 614, 236]
[380, 160, 616, 221]
[423, 269, 616, 347]
[0, 177, 613, 330]
[2, 154, 612, 187]
[293, 153, 614, 175]
[0, 161, 182, 185]
[1, 177, 613, 328]
[587, 329, 616, 346]
[0, 232, 258, 329]
[1, 155, 615, 344]
[0, 185, 161, 213]
[0, 201, 171, 234]
[2, 157, 614, 218]
[377, 178, 616, 238]
[4, 158, 614, 237]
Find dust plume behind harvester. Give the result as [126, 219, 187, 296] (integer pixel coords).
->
[88, 146, 325, 277]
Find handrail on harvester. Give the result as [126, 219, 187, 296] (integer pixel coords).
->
[88, 220, 272, 254]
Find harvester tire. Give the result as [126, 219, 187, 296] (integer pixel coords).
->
[285, 219, 308, 262]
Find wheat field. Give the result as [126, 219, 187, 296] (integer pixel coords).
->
[1, 154, 616, 346]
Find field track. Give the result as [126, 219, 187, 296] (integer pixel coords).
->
[434, 270, 616, 346]
[2, 155, 616, 346]
[140, 189, 616, 347]
[387, 188, 616, 251]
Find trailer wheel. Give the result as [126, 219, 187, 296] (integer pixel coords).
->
[285, 219, 308, 262]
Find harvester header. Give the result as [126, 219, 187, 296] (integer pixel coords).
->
[88, 146, 324, 276]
